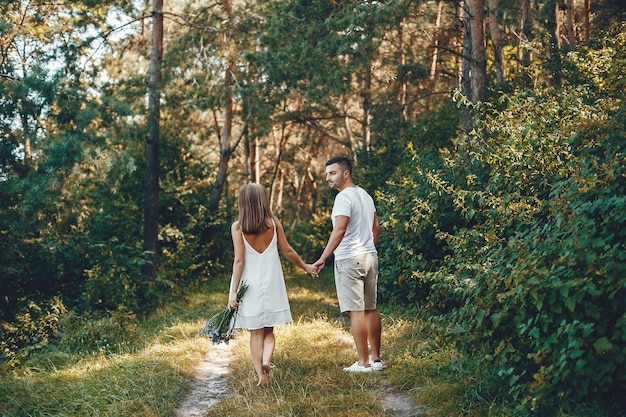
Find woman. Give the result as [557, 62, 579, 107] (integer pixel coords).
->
[229, 183, 317, 386]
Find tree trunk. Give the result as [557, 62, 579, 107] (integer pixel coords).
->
[255, 135, 260, 182]
[487, 0, 505, 87]
[362, 62, 372, 153]
[272, 168, 284, 215]
[286, 164, 311, 239]
[207, 0, 237, 213]
[142, 0, 163, 277]
[584, 0, 591, 41]
[460, 0, 472, 133]
[520, 0, 532, 68]
[455, 0, 464, 91]
[287, 138, 321, 237]
[545, 0, 562, 86]
[460, 0, 487, 133]
[243, 127, 252, 183]
[565, 0, 576, 45]
[19, 109, 32, 173]
[467, 0, 487, 103]
[398, 18, 408, 129]
[268, 123, 289, 210]
[208, 89, 233, 212]
[430, 0, 444, 83]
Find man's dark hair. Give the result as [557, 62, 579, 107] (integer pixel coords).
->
[325, 156, 352, 174]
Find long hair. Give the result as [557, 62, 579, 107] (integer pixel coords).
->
[238, 183, 273, 234]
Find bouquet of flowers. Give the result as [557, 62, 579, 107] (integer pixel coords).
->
[199, 283, 248, 344]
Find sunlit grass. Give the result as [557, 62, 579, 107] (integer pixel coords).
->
[209, 318, 389, 417]
[1, 263, 620, 417]
[0, 279, 232, 417]
[6, 268, 611, 417]
[0, 324, 206, 416]
[0, 269, 456, 416]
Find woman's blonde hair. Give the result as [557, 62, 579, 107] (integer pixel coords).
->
[238, 183, 273, 234]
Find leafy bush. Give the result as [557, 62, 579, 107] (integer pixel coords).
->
[0, 297, 66, 370]
[83, 242, 147, 312]
[456, 96, 626, 413]
[289, 211, 333, 265]
[0, 293, 141, 371]
[374, 105, 460, 306]
[379, 30, 626, 414]
[53, 307, 138, 356]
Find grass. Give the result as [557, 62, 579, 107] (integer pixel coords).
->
[1, 268, 620, 416]
[0, 281, 226, 417]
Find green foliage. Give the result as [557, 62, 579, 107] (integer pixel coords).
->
[83, 242, 147, 311]
[0, 297, 66, 371]
[1, 291, 138, 370]
[375, 105, 460, 306]
[52, 307, 138, 357]
[289, 210, 333, 264]
[379, 32, 626, 414]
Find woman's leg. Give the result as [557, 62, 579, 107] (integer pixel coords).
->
[249, 328, 265, 384]
[262, 327, 275, 366]
[260, 327, 275, 384]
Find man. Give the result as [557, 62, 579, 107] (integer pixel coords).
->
[313, 156, 383, 373]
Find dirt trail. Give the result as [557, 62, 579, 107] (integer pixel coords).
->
[175, 342, 233, 417]
[175, 340, 426, 417]
[379, 378, 428, 416]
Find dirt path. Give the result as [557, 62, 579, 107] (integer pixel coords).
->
[175, 340, 426, 417]
[175, 342, 233, 417]
[378, 377, 428, 416]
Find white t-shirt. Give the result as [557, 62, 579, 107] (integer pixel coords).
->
[331, 186, 377, 260]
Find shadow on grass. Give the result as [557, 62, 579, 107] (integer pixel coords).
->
[208, 318, 388, 417]
[285, 269, 342, 324]
[205, 268, 425, 417]
[0, 337, 203, 417]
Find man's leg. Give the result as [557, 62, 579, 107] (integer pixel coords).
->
[365, 309, 382, 361]
[362, 253, 382, 363]
[348, 310, 371, 366]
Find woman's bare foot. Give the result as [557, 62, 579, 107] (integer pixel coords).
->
[257, 363, 272, 386]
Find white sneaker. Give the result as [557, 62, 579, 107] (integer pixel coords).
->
[370, 359, 384, 371]
[343, 361, 372, 373]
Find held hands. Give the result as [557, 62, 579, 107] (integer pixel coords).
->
[305, 264, 320, 279]
[312, 258, 325, 274]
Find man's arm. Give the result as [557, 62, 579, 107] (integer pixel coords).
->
[372, 212, 380, 246]
[313, 215, 349, 270]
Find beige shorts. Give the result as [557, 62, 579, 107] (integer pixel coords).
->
[334, 252, 378, 313]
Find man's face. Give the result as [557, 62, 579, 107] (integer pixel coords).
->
[325, 163, 348, 190]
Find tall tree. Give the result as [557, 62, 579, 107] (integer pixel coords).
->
[487, 0, 505, 87]
[545, 0, 562, 86]
[564, 0, 576, 45]
[519, 0, 532, 69]
[583, 0, 591, 41]
[429, 0, 445, 84]
[209, 5, 251, 212]
[143, 0, 163, 276]
[459, 0, 488, 132]
[467, 0, 487, 103]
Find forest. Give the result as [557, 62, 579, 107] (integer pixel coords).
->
[1, 0, 625, 415]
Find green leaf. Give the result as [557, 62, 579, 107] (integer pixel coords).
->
[565, 297, 576, 313]
[593, 337, 613, 352]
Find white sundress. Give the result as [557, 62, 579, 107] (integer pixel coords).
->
[234, 221, 293, 330]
